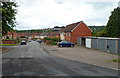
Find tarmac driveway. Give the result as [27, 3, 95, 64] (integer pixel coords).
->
[43, 44, 119, 70]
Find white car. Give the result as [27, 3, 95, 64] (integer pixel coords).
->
[20, 40, 27, 45]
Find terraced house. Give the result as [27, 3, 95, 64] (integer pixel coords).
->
[47, 31, 61, 38]
[60, 21, 92, 43]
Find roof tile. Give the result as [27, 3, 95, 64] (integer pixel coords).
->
[61, 21, 82, 32]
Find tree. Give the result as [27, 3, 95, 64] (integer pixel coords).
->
[1, 2, 18, 35]
[92, 28, 108, 37]
[106, 7, 120, 37]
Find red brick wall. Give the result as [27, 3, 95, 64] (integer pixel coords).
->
[2, 40, 16, 44]
[71, 22, 92, 43]
[13, 33, 17, 37]
[55, 35, 60, 38]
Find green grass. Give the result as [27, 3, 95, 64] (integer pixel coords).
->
[1, 44, 16, 46]
[2, 39, 15, 40]
[112, 59, 120, 62]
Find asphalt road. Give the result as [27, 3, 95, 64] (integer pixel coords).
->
[1, 41, 119, 77]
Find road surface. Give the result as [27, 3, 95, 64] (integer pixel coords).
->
[1, 41, 118, 77]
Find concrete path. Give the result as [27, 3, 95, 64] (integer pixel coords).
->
[42, 43, 119, 70]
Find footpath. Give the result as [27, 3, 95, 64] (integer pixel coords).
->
[0, 47, 12, 54]
[42, 43, 119, 70]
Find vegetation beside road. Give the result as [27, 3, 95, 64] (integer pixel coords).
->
[92, 7, 120, 37]
[44, 37, 61, 45]
[2, 38, 22, 46]
[112, 59, 120, 63]
[1, 2, 18, 35]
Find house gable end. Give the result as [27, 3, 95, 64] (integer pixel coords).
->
[71, 21, 92, 32]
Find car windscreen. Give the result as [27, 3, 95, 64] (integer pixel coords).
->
[21, 40, 26, 42]
[61, 41, 70, 43]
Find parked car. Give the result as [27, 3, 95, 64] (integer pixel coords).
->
[28, 40, 32, 42]
[58, 41, 74, 47]
[36, 39, 42, 43]
[20, 40, 27, 45]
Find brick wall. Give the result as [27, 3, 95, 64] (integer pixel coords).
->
[65, 32, 71, 42]
[71, 22, 92, 43]
[2, 40, 16, 44]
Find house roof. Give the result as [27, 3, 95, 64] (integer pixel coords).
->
[48, 32, 55, 37]
[53, 31, 61, 36]
[61, 21, 82, 32]
[16, 33, 41, 36]
[48, 31, 60, 37]
[40, 32, 49, 36]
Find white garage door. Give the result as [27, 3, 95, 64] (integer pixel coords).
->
[86, 38, 91, 48]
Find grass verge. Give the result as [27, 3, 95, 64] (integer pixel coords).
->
[112, 59, 120, 62]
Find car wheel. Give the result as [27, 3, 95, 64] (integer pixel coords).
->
[59, 45, 63, 47]
[71, 45, 74, 47]
[58, 45, 60, 47]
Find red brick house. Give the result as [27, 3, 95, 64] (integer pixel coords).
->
[47, 32, 54, 38]
[40, 32, 49, 39]
[2, 32, 17, 39]
[60, 21, 92, 43]
[16, 33, 41, 39]
[47, 31, 60, 38]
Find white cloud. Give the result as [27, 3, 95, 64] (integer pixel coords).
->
[15, 0, 119, 30]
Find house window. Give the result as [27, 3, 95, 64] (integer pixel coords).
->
[66, 32, 70, 36]
[66, 33, 67, 36]
[69, 33, 71, 36]
[66, 33, 68, 36]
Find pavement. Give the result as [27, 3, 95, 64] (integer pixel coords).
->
[0, 47, 13, 54]
[1, 41, 119, 77]
[0, 45, 19, 54]
[42, 43, 119, 70]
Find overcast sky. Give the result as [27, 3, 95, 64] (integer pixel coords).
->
[14, 0, 119, 30]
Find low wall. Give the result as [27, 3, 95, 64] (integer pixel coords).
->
[2, 40, 16, 44]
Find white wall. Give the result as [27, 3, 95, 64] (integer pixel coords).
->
[60, 32, 65, 40]
[40, 36, 46, 39]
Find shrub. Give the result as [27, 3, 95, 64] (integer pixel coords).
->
[15, 38, 22, 44]
[112, 59, 120, 62]
[51, 37, 60, 42]
[44, 37, 61, 45]
[31, 38, 38, 40]
[92, 29, 108, 37]
[44, 37, 51, 41]
[50, 41, 57, 45]
[3, 39, 15, 40]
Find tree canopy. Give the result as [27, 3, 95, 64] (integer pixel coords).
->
[1, 2, 18, 35]
[106, 7, 120, 37]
